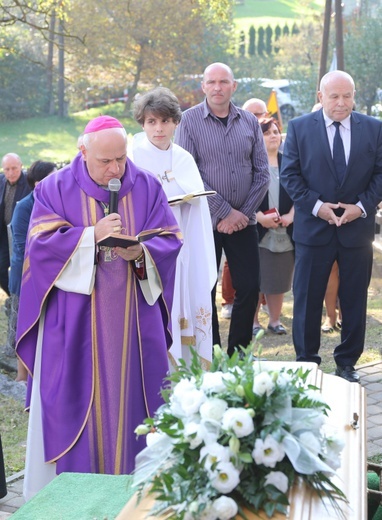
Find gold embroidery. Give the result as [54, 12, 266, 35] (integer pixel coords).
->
[181, 335, 196, 346]
[29, 219, 70, 237]
[179, 317, 188, 330]
[195, 307, 212, 327]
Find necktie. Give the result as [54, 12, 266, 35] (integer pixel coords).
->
[332, 121, 346, 183]
[3, 182, 17, 226]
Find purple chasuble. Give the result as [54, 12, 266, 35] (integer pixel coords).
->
[16, 154, 182, 475]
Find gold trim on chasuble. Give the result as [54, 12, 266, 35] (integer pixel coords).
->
[87, 195, 105, 472]
[122, 191, 152, 419]
[49, 196, 97, 464]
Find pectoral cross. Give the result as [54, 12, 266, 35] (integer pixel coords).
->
[158, 170, 174, 184]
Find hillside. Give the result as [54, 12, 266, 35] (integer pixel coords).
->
[233, 0, 325, 32]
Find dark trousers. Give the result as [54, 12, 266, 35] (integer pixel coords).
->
[0, 434, 6, 499]
[292, 234, 373, 366]
[212, 226, 260, 356]
[0, 232, 10, 296]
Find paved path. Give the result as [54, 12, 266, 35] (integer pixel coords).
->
[0, 352, 381, 517]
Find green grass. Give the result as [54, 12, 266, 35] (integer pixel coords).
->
[233, 0, 325, 32]
[0, 103, 141, 167]
[0, 394, 29, 477]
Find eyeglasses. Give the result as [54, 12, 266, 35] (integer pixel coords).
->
[253, 111, 267, 117]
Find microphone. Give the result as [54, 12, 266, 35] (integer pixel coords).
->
[108, 178, 121, 214]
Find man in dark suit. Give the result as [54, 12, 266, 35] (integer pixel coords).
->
[0, 153, 31, 296]
[281, 70, 382, 383]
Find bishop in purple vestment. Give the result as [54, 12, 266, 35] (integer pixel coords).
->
[16, 116, 182, 499]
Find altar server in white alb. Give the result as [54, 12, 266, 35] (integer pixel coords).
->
[131, 87, 217, 367]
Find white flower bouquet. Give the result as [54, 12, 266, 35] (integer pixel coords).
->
[133, 345, 347, 519]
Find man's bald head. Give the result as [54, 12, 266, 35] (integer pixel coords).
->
[2, 153, 23, 184]
[242, 98, 268, 118]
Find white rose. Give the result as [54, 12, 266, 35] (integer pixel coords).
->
[201, 371, 226, 393]
[276, 371, 292, 387]
[173, 378, 198, 397]
[212, 496, 238, 520]
[200, 398, 228, 422]
[223, 371, 238, 383]
[181, 388, 206, 416]
[304, 388, 326, 403]
[252, 435, 285, 468]
[252, 371, 274, 396]
[222, 408, 254, 438]
[211, 461, 240, 493]
[264, 471, 289, 494]
[199, 442, 230, 471]
[146, 431, 168, 448]
[170, 380, 206, 417]
[323, 434, 345, 470]
[184, 421, 207, 449]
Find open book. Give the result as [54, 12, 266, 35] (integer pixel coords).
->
[97, 228, 167, 248]
[167, 190, 216, 206]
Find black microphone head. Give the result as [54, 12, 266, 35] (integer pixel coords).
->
[108, 178, 121, 192]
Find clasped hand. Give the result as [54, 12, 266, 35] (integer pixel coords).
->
[217, 209, 249, 234]
[318, 202, 362, 226]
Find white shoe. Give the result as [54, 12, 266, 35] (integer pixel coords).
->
[220, 304, 233, 319]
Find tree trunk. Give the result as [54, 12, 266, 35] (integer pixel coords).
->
[335, 0, 344, 70]
[317, 0, 332, 92]
[58, 16, 65, 118]
[47, 9, 56, 115]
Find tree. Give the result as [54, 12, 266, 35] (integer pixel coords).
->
[0, 28, 50, 120]
[257, 26, 265, 56]
[64, 0, 233, 110]
[0, 1, 83, 46]
[344, 10, 382, 114]
[248, 25, 256, 56]
[273, 22, 323, 113]
[239, 31, 245, 57]
[291, 23, 300, 35]
[274, 24, 281, 53]
[265, 25, 273, 55]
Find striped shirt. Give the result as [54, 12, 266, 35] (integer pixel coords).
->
[174, 99, 270, 228]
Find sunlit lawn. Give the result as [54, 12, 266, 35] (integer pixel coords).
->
[233, 0, 325, 32]
[0, 104, 141, 167]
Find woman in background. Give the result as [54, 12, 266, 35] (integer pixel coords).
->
[253, 118, 294, 336]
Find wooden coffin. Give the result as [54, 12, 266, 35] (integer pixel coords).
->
[117, 362, 367, 520]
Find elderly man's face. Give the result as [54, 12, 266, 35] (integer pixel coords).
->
[2, 155, 22, 184]
[81, 129, 127, 186]
[318, 75, 355, 122]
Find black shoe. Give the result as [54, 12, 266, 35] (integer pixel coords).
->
[335, 365, 360, 383]
[267, 324, 287, 335]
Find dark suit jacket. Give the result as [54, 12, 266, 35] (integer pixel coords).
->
[257, 152, 294, 242]
[0, 172, 31, 232]
[280, 109, 382, 248]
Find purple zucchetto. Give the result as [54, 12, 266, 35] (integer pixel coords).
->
[83, 115, 124, 134]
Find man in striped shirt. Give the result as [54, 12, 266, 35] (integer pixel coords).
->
[175, 62, 270, 356]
